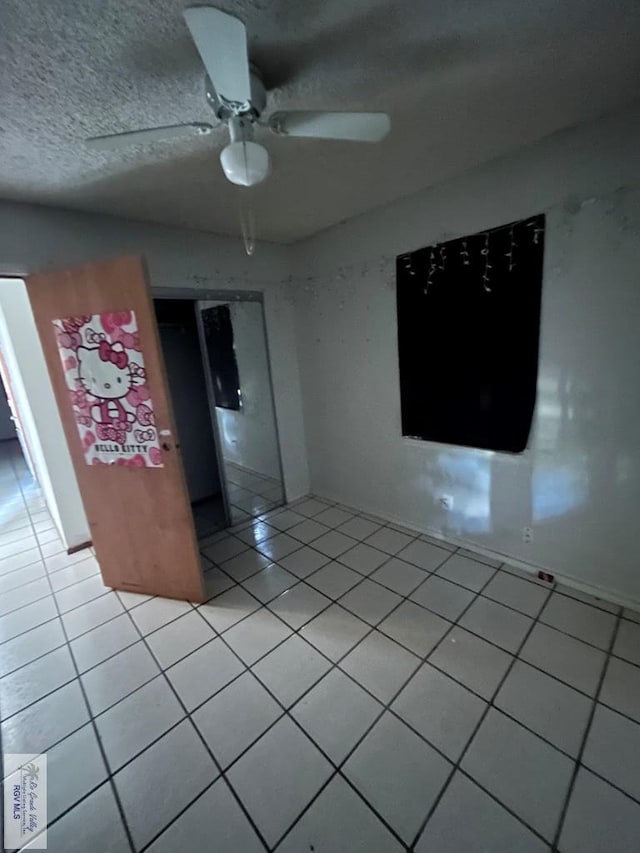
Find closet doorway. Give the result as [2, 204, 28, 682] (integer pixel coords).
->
[153, 290, 285, 538]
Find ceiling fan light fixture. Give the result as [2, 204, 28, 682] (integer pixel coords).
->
[219, 140, 269, 187]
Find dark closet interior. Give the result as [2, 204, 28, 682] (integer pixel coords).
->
[153, 299, 225, 538]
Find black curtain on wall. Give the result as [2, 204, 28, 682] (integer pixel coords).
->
[396, 214, 545, 453]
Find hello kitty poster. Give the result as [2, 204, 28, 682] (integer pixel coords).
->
[52, 311, 163, 467]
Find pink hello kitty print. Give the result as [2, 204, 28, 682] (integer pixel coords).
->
[53, 311, 163, 467]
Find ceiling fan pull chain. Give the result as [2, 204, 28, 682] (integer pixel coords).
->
[238, 195, 256, 256]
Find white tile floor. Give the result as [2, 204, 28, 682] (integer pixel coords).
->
[192, 464, 284, 539]
[2, 439, 640, 851]
[225, 462, 285, 526]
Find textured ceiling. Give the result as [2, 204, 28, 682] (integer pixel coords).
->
[1, 0, 640, 243]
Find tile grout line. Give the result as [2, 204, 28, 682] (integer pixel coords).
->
[1, 527, 332, 714]
[407, 577, 635, 841]
[177, 526, 442, 849]
[2, 450, 141, 853]
[210, 514, 605, 649]
[191, 541, 488, 848]
[2, 558, 637, 754]
[0, 557, 97, 596]
[253, 497, 628, 617]
[550, 610, 623, 851]
[9, 579, 631, 816]
[117, 598, 273, 853]
[0, 447, 31, 853]
[214, 557, 633, 698]
[407, 563, 554, 850]
[0, 568, 109, 637]
[6, 573, 638, 839]
[206, 540, 635, 693]
[294, 494, 629, 611]
[264, 636, 435, 849]
[4, 529, 639, 757]
[0, 538, 43, 562]
[0, 452, 133, 850]
[2, 483, 640, 849]
[9, 585, 265, 846]
[258, 538, 544, 849]
[196, 597, 418, 850]
[0, 492, 608, 652]
[0, 498, 435, 648]
[208, 548, 612, 708]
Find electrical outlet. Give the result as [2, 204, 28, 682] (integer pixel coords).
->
[439, 495, 453, 510]
[522, 526, 534, 544]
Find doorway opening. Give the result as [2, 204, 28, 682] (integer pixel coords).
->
[153, 298, 225, 539]
[152, 293, 285, 539]
[0, 366, 18, 444]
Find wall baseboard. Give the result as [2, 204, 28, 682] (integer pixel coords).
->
[67, 540, 92, 555]
[306, 490, 640, 616]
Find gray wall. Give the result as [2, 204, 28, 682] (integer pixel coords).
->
[291, 104, 640, 605]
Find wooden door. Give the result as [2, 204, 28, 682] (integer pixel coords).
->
[26, 256, 205, 602]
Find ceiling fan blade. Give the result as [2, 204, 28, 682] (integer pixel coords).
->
[86, 122, 215, 151]
[269, 111, 391, 142]
[183, 6, 251, 105]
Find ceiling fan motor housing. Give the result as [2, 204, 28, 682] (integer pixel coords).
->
[205, 67, 267, 122]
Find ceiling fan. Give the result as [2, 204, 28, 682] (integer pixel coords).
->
[86, 6, 391, 187]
